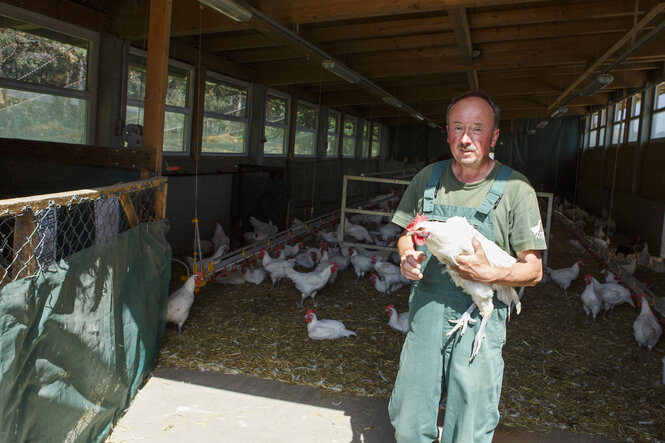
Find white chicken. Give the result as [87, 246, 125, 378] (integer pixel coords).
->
[546, 259, 584, 297]
[349, 248, 373, 281]
[167, 272, 203, 335]
[316, 229, 339, 246]
[620, 257, 637, 276]
[304, 309, 357, 340]
[406, 214, 522, 360]
[260, 249, 296, 290]
[633, 293, 662, 358]
[211, 222, 230, 251]
[600, 268, 620, 284]
[186, 243, 229, 275]
[241, 265, 266, 285]
[386, 304, 409, 333]
[648, 258, 665, 273]
[295, 248, 320, 269]
[214, 269, 245, 285]
[285, 263, 338, 307]
[581, 274, 603, 327]
[638, 243, 650, 267]
[275, 241, 304, 259]
[587, 275, 634, 317]
[250, 216, 278, 237]
[343, 218, 373, 243]
[371, 272, 409, 296]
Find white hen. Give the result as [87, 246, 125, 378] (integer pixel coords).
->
[386, 304, 409, 333]
[167, 272, 203, 335]
[406, 214, 521, 361]
[633, 294, 662, 358]
[305, 309, 357, 340]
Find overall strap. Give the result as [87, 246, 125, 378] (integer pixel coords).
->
[476, 164, 513, 216]
[423, 160, 448, 214]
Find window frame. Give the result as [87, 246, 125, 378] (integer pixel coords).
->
[651, 80, 665, 140]
[263, 88, 290, 157]
[611, 98, 628, 146]
[0, 3, 100, 144]
[293, 99, 318, 157]
[326, 109, 341, 158]
[201, 72, 251, 156]
[627, 92, 642, 143]
[125, 48, 195, 155]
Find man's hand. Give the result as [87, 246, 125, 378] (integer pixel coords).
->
[452, 237, 500, 283]
[400, 249, 427, 280]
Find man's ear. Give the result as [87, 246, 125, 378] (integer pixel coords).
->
[490, 128, 500, 147]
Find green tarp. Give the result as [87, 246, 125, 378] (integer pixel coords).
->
[0, 219, 171, 442]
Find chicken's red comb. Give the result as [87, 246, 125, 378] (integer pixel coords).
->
[406, 213, 428, 231]
[195, 271, 204, 278]
[306, 308, 316, 315]
[386, 304, 395, 310]
[584, 273, 592, 279]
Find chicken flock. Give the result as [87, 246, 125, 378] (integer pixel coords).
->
[169, 192, 663, 361]
[544, 197, 663, 359]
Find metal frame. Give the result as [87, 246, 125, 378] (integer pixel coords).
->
[536, 191, 553, 268]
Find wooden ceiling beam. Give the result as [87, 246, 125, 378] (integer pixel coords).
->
[246, 0, 549, 25]
[549, 1, 665, 112]
[448, 7, 479, 90]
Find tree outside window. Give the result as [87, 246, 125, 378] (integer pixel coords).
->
[126, 51, 193, 153]
[264, 91, 289, 155]
[371, 124, 382, 157]
[202, 76, 249, 154]
[0, 14, 93, 144]
[342, 116, 356, 157]
[327, 110, 340, 157]
[294, 101, 317, 156]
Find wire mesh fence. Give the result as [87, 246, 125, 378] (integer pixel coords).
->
[0, 177, 167, 284]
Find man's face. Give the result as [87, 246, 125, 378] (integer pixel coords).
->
[446, 97, 500, 169]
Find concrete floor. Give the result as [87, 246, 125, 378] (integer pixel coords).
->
[106, 367, 616, 443]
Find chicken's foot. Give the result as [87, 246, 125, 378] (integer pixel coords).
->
[446, 303, 477, 337]
[470, 315, 490, 362]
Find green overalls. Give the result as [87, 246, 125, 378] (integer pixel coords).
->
[389, 160, 512, 443]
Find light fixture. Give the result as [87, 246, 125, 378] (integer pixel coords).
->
[321, 60, 360, 84]
[411, 113, 424, 121]
[382, 96, 404, 109]
[550, 106, 568, 119]
[198, 0, 252, 22]
[428, 122, 440, 129]
[578, 74, 614, 97]
[527, 128, 537, 135]
[536, 120, 548, 129]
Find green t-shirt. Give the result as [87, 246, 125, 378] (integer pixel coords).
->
[392, 160, 548, 255]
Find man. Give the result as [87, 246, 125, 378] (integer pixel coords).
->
[388, 91, 547, 443]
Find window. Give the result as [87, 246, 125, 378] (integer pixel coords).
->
[361, 121, 370, 158]
[651, 81, 665, 139]
[587, 108, 607, 149]
[611, 98, 627, 145]
[588, 111, 599, 149]
[327, 110, 340, 157]
[342, 116, 356, 157]
[0, 10, 97, 144]
[627, 92, 642, 143]
[202, 75, 249, 154]
[126, 51, 193, 153]
[371, 123, 382, 157]
[294, 101, 317, 156]
[264, 91, 289, 155]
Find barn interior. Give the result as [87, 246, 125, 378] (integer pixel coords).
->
[1, 0, 665, 441]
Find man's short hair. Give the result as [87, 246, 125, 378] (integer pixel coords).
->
[446, 90, 500, 131]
